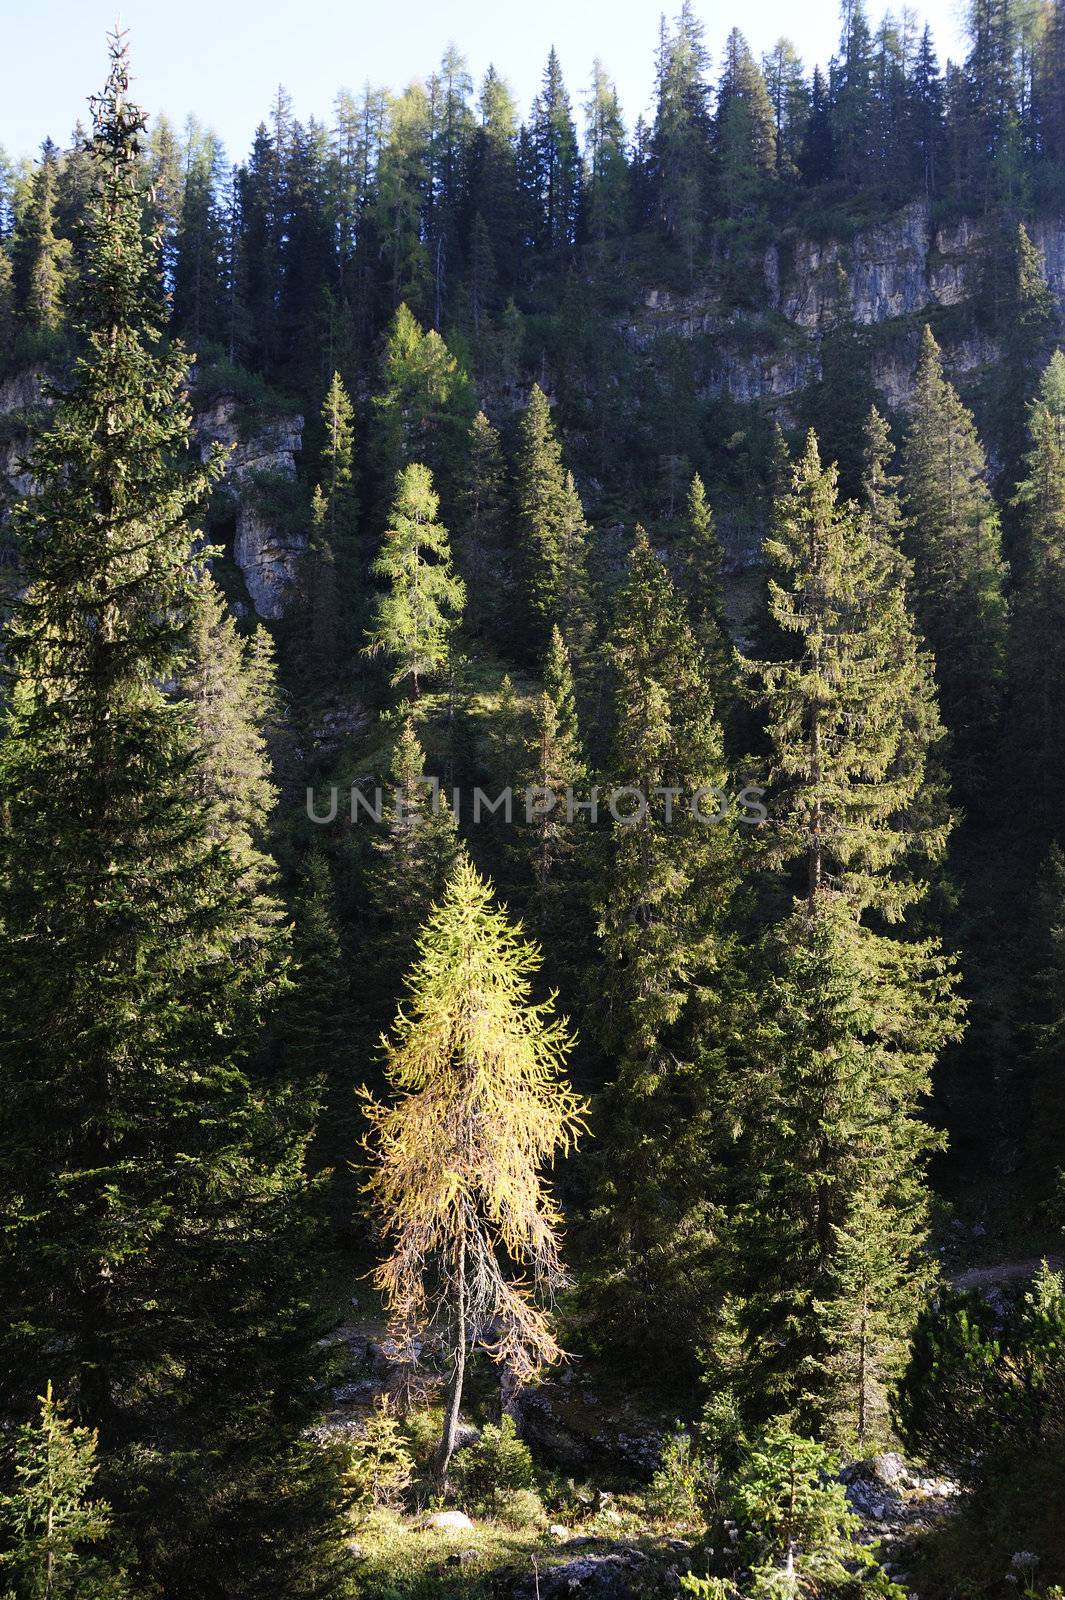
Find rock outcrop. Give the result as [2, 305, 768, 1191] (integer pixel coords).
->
[193, 395, 306, 619]
[630, 202, 1065, 413]
[0, 376, 307, 621]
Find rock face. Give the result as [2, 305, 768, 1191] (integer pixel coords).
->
[0, 377, 307, 621]
[631, 203, 1065, 412]
[193, 396, 306, 619]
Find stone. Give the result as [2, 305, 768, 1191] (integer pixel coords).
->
[425, 1510, 474, 1532]
[446, 1547, 479, 1565]
[509, 1548, 648, 1600]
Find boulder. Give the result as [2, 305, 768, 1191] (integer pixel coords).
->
[424, 1510, 474, 1532]
[509, 1548, 648, 1599]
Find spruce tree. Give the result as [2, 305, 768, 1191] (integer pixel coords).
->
[363, 717, 462, 1027]
[363, 858, 586, 1483]
[994, 224, 1057, 507]
[676, 472, 735, 713]
[457, 410, 510, 640]
[0, 1383, 133, 1600]
[1007, 350, 1065, 838]
[513, 384, 592, 664]
[12, 145, 69, 333]
[727, 432, 963, 1447]
[588, 528, 739, 1372]
[319, 368, 356, 541]
[0, 39, 346, 1596]
[364, 462, 466, 696]
[515, 627, 587, 936]
[900, 325, 1008, 793]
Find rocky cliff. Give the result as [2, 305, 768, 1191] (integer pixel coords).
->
[628, 201, 1065, 414]
[0, 374, 307, 620]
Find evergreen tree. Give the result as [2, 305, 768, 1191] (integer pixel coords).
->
[675, 472, 734, 705]
[762, 37, 809, 174]
[364, 462, 466, 695]
[457, 410, 510, 639]
[296, 486, 343, 703]
[900, 325, 1008, 793]
[513, 384, 592, 664]
[0, 39, 346, 1596]
[583, 62, 629, 249]
[172, 121, 228, 347]
[1007, 350, 1065, 837]
[12, 145, 69, 333]
[726, 433, 962, 1447]
[319, 369, 357, 541]
[714, 29, 776, 213]
[363, 858, 586, 1483]
[0, 1383, 133, 1600]
[994, 224, 1057, 506]
[363, 717, 462, 1014]
[514, 626, 587, 935]
[588, 529, 739, 1371]
[652, 3, 712, 275]
[527, 49, 581, 254]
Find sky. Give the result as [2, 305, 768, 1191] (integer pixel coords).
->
[2, 0, 973, 165]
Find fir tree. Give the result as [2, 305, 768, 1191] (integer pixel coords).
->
[513, 384, 592, 664]
[900, 325, 1008, 793]
[0, 1383, 133, 1600]
[0, 39, 346, 1596]
[363, 858, 586, 1483]
[364, 462, 466, 695]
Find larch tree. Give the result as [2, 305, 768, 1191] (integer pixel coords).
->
[0, 38, 346, 1597]
[513, 384, 592, 665]
[362, 858, 587, 1483]
[900, 325, 1008, 794]
[364, 462, 466, 695]
[728, 431, 964, 1448]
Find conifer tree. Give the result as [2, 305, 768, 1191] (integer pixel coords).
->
[727, 433, 963, 1447]
[900, 325, 1008, 791]
[0, 1383, 133, 1600]
[363, 717, 462, 1011]
[0, 39, 346, 1596]
[513, 384, 592, 664]
[527, 49, 581, 254]
[363, 858, 586, 1483]
[995, 224, 1057, 503]
[515, 627, 587, 935]
[589, 529, 739, 1369]
[364, 462, 466, 695]
[583, 62, 629, 248]
[12, 146, 69, 333]
[372, 303, 475, 515]
[1007, 350, 1065, 837]
[676, 472, 734, 705]
[297, 486, 343, 703]
[319, 368, 357, 541]
[652, 2, 712, 275]
[457, 410, 510, 639]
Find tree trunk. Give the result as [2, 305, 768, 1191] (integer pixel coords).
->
[434, 1235, 467, 1487]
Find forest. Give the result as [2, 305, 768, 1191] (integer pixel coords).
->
[1, 1, 1065, 1594]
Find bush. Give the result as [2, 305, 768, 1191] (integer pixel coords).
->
[646, 1429, 714, 1527]
[450, 1416, 536, 1512]
[490, 1486, 547, 1530]
[344, 1398, 414, 1521]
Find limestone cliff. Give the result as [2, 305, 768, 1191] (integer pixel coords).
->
[0, 375, 308, 620]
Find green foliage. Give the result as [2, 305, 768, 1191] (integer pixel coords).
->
[645, 1431, 713, 1527]
[0, 1384, 133, 1600]
[344, 1400, 414, 1521]
[513, 385, 592, 664]
[725, 1425, 903, 1599]
[450, 1419, 537, 1513]
[364, 462, 466, 694]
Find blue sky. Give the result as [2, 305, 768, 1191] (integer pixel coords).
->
[2, 0, 973, 164]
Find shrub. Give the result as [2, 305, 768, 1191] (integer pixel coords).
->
[450, 1416, 536, 1511]
[490, 1486, 547, 1530]
[646, 1429, 714, 1527]
[344, 1398, 414, 1521]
